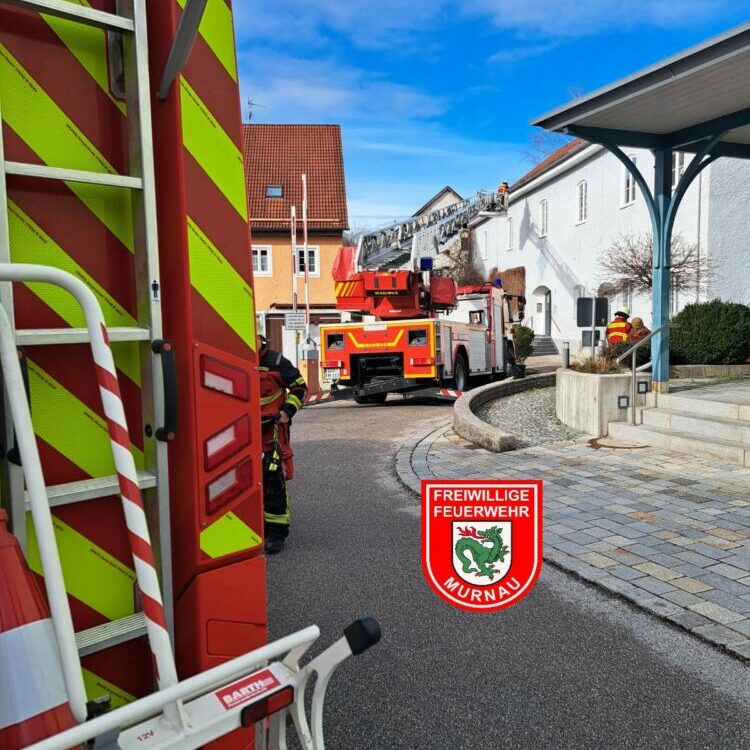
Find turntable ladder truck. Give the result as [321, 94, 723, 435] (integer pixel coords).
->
[0, 2, 378, 749]
[310, 193, 525, 406]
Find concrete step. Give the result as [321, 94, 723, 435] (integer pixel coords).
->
[608, 421, 750, 467]
[649, 391, 750, 421]
[531, 336, 558, 355]
[640, 407, 750, 444]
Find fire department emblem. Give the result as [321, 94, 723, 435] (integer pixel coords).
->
[421, 479, 543, 612]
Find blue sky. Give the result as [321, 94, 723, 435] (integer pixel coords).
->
[233, 2, 749, 228]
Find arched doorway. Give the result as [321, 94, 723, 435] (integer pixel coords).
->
[531, 285, 552, 336]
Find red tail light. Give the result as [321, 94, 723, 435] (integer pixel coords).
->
[240, 686, 295, 727]
[320, 360, 343, 368]
[204, 415, 251, 471]
[206, 459, 252, 514]
[201, 355, 249, 401]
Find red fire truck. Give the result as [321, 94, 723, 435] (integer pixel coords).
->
[317, 244, 525, 405]
[0, 3, 377, 750]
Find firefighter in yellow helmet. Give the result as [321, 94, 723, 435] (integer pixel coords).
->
[257, 335, 308, 554]
[606, 307, 632, 345]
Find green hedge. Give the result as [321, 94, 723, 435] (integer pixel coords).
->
[670, 300, 750, 365]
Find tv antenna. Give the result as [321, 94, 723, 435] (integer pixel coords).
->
[247, 98, 267, 120]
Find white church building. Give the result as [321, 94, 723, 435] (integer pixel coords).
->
[474, 139, 750, 349]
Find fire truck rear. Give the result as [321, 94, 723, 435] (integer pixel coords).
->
[319, 247, 524, 403]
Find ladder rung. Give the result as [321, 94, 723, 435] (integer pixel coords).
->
[27, 471, 157, 509]
[3, 0, 134, 32]
[6, 161, 142, 190]
[76, 612, 147, 657]
[16, 326, 150, 345]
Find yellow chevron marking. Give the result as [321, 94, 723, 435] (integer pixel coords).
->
[346, 329, 405, 350]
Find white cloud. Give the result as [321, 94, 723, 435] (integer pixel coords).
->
[469, 0, 732, 39]
[240, 53, 446, 123]
[232, 0, 450, 50]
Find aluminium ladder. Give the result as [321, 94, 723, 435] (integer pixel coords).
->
[0, 0, 183, 659]
[356, 190, 506, 271]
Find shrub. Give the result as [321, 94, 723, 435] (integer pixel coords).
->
[670, 300, 750, 365]
[512, 324, 535, 363]
[604, 340, 650, 367]
[571, 357, 624, 374]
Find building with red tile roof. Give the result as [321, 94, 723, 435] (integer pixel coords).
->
[242, 124, 350, 357]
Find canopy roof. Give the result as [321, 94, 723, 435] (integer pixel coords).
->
[532, 22, 750, 158]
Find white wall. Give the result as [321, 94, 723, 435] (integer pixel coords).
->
[706, 158, 750, 304]
[481, 145, 747, 350]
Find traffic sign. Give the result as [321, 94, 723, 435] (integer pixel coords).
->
[284, 312, 306, 330]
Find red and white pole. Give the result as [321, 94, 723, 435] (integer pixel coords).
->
[301, 173, 311, 342]
[0, 265, 179, 694]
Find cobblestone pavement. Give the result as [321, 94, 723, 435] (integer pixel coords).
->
[397, 389, 750, 660]
[475, 386, 584, 447]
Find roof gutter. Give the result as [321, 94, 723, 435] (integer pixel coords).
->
[509, 144, 603, 203]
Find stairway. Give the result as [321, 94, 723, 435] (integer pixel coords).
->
[608, 381, 750, 467]
[531, 335, 558, 356]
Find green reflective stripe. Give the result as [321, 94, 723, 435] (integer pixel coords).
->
[292, 377, 306, 386]
[176, 0, 237, 81]
[187, 216, 255, 348]
[8, 200, 136, 328]
[264, 512, 290, 524]
[286, 394, 302, 410]
[42, 0, 127, 114]
[180, 77, 247, 220]
[28, 358, 145, 477]
[200, 511, 262, 559]
[0, 44, 134, 251]
[111, 341, 142, 388]
[8, 201, 142, 386]
[260, 389, 283, 406]
[83, 669, 135, 709]
[27, 513, 136, 621]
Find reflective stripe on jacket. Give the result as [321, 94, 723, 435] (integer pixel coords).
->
[606, 319, 632, 344]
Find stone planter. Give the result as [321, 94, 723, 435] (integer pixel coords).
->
[555, 368, 651, 438]
[453, 373, 556, 452]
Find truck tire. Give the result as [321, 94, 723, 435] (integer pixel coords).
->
[354, 392, 388, 405]
[453, 354, 469, 392]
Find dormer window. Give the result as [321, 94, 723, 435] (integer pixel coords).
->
[265, 184, 283, 198]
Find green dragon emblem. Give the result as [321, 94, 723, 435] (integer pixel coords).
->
[454, 525, 510, 580]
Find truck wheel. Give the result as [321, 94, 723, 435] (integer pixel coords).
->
[354, 392, 388, 405]
[453, 355, 469, 392]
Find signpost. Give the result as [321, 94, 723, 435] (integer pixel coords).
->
[284, 312, 306, 331]
[576, 297, 608, 358]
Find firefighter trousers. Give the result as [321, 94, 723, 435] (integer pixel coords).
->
[262, 428, 291, 540]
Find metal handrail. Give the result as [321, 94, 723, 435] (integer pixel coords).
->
[615, 322, 671, 424]
[615, 322, 670, 364]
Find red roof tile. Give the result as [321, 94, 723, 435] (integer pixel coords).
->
[511, 138, 588, 192]
[242, 124, 349, 233]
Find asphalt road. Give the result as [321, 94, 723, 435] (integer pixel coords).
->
[267, 398, 750, 749]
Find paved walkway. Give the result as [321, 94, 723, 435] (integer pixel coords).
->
[397, 407, 750, 660]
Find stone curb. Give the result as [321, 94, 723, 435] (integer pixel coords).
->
[452, 373, 556, 452]
[393, 416, 750, 663]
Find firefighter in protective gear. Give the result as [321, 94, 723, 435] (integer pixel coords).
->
[258, 336, 308, 554]
[606, 307, 632, 345]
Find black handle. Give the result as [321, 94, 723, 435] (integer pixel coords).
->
[344, 617, 381, 656]
[151, 339, 177, 443]
[7, 348, 30, 466]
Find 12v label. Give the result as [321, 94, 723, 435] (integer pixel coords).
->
[421, 480, 543, 612]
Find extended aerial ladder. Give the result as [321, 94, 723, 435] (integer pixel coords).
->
[356, 190, 506, 272]
[303, 189, 519, 407]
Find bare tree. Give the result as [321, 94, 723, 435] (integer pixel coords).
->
[523, 130, 573, 165]
[597, 232, 712, 296]
[342, 223, 371, 246]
